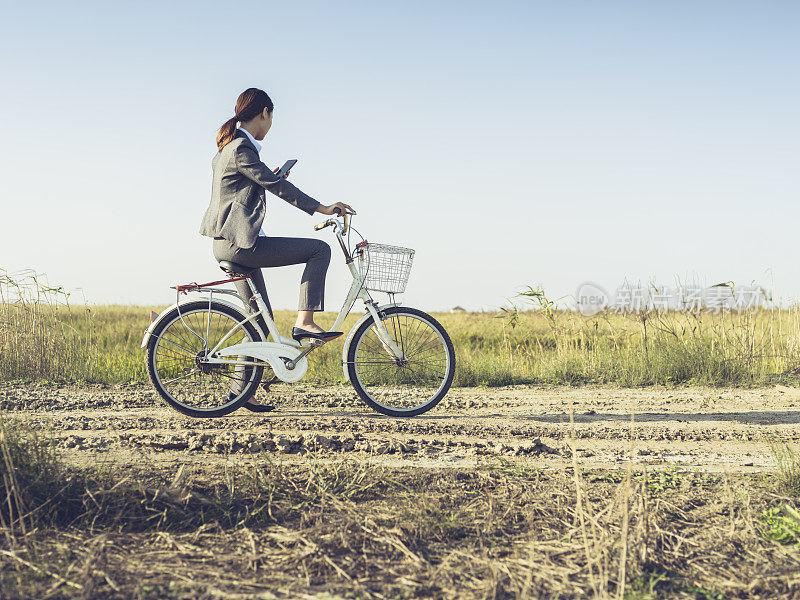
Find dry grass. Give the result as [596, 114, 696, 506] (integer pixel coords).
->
[0, 268, 98, 383]
[769, 439, 800, 497]
[1, 418, 799, 599]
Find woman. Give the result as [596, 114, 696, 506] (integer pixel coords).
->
[199, 87, 355, 411]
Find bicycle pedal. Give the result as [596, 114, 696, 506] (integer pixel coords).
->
[297, 339, 326, 352]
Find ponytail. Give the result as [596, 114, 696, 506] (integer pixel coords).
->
[216, 88, 274, 152]
[216, 116, 239, 152]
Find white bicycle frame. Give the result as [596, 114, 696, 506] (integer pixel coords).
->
[174, 214, 406, 383]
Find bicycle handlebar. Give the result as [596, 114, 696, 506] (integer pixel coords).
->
[314, 207, 353, 235]
[314, 219, 335, 231]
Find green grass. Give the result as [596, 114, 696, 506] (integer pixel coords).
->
[4, 267, 800, 387]
[758, 504, 800, 548]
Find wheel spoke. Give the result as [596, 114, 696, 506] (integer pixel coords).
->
[157, 336, 197, 357]
[148, 303, 262, 416]
[162, 369, 198, 385]
[349, 309, 454, 414]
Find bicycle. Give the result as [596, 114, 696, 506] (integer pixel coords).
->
[141, 210, 456, 418]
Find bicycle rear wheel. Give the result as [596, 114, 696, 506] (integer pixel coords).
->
[346, 306, 455, 417]
[145, 300, 265, 417]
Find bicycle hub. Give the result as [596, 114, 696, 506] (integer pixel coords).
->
[194, 349, 215, 374]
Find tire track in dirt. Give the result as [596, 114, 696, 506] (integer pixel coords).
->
[2, 381, 799, 472]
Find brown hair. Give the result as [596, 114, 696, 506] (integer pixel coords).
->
[216, 88, 274, 152]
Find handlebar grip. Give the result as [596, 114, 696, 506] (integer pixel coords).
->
[333, 207, 342, 216]
[314, 221, 330, 231]
[342, 212, 350, 236]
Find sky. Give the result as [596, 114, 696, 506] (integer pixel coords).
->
[0, 1, 798, 312]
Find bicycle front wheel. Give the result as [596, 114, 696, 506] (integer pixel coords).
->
[346, 306, 455, 417]
[145, 300, 265, 418]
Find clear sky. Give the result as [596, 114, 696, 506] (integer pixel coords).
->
[1, 1, 798, 312]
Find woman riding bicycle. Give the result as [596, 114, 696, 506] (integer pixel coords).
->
[199, 87, 355, 411]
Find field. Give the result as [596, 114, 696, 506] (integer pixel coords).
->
[5, 291, 800, 390]
[2, 382, 800, 599]
[2, 273, 800, 598]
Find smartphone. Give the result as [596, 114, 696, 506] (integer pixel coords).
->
[275, 159, 298, 179]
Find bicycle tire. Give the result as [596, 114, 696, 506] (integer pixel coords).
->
[145, 299, 265, 418]
[346, 306, 455, 417]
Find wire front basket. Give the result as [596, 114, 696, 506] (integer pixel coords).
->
[355, 242, 415, 294]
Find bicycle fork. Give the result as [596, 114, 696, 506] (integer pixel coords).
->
[364, 302, 405, 362]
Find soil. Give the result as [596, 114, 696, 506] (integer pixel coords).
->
[3, 381, 799, 473]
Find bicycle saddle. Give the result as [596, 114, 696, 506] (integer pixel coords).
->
[218, 260, 255, 277]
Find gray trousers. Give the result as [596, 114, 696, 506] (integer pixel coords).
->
[213, 235, 331, 396]
[213, 235, 331, 323]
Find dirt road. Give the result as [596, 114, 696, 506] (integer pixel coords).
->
[3, 381, 799, 472]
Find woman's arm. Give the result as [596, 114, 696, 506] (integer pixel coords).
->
[235, 144, 321, 215]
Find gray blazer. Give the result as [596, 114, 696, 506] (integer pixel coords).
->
[199, 128, 321, 249]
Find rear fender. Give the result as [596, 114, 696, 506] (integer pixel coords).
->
[140, 297, 265, 348]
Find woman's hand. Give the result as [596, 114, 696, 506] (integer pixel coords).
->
[318, 202, 356, 216]
[272, 167, 290, 180]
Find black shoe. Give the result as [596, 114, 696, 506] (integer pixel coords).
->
[242, 401, 275, 413]
[291, 327, 344, 343]
[227, 392, 275, 412]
